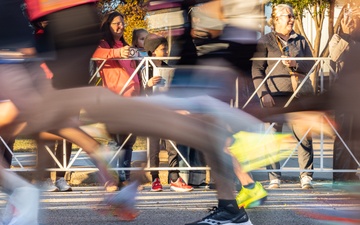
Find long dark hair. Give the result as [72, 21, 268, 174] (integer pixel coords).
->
[100, 11, 128, 48]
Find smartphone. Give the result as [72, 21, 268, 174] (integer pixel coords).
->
[129, 47, 138, 58]
[345, 3, 353, 18]
[283, 46, 290, 56]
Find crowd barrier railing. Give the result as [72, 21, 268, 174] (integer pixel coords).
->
[3, 56, 359, 175]
[244, 57, 359, 173]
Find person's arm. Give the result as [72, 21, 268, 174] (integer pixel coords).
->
[329, 34, 349, 63]
[328, 12, 355, 64]
[92, 40, 130, 59]
[140, 65, 162, 96]
[251, 37, 270, 99]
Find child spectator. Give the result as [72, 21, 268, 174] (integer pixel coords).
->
[142, 33, 193, 192]
[131, 28, 149, 57]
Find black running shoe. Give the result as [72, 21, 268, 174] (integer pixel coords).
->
[185, 206, 253, 225]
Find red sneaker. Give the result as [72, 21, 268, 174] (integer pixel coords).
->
[151, 178, 163, 192]
[170, 178, 193, 192]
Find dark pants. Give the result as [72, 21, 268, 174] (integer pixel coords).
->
[149, 138, 179, 182]
[264, 96, 314, 180]
[333, 112, 360, 181]
[177, 144, 207, 185]
[109, 134, 136, 182]
[36, 139, 72, 181]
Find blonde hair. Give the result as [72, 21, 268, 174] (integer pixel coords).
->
[267, 4, 294, 29]
[131, 28, 149, 48]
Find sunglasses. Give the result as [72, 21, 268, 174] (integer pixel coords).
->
[278, 14, 296, 20]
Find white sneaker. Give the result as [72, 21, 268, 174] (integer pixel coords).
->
[2, 186, 40, 225]
[268, 179, 281, 189]
[55, 178, 72, 192]
[300, 175, 313, 189]
[36, 178, 59, 192]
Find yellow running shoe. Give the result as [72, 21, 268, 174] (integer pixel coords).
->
[236, 182, 268, 209]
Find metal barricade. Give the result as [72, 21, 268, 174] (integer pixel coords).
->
[5, 56, 359, 175]
[7, 57, 211, 173]
[244, 57, 359, 173]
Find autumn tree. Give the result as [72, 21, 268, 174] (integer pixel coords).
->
[97, 0, 122, 13]
[117, 1, 148, 44]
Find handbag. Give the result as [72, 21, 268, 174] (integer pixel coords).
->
[275, 35, 313, 98]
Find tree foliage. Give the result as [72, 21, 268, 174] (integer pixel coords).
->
[117, 1, 148, 44]
[97, 0, 122, 13]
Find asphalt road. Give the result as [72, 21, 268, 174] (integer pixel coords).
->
[1, 182, 359, 225]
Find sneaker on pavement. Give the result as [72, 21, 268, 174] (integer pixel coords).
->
[300, 175, 313, 189]
[104, 181, 119, 192]
[151, 178, 163, 192]
[36, 178, 59, 192]
[55, 178, 72, 192]
[2, 186, 40, 225]
[236, 182, 268, 209]
[170, 177, 193, 192]
[268, 179, 281, 189]
[185, 205, 253, 225]
[98, 181, 139, 221]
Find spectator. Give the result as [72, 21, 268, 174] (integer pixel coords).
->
[35, 137, 73, 192]
[93, 11, 140, 191]
[131, 28, 148, 87]
[329, 0, 360, 184]
[252, 3, 315, 189]
[131, 28, 149, 57]
[142, 33, 193, 192]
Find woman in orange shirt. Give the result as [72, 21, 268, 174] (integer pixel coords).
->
[92, 11, 140, 190]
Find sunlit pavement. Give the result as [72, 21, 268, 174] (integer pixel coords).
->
[5, 134, 360, 225]
[1, 182, 359, 225]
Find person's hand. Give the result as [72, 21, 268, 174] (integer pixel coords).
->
[147, 76, 162, 87]
[341, 7, 360, 34]
[281, 55, 297, 68]
[261, 94, 275, 108]
[341, 13, 354, 34]
[120, 45, 130, 58]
